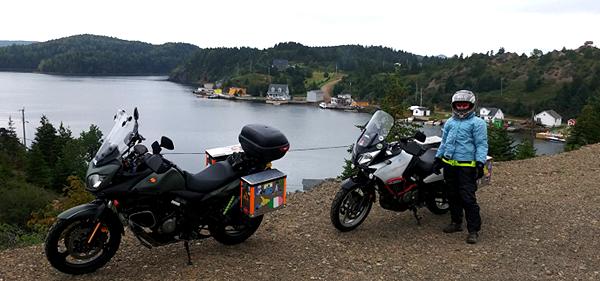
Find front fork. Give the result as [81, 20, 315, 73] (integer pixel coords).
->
[341, 173, 377, 202]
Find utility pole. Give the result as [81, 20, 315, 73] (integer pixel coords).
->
[19, 107, 26, 147]
[415, 82, 419, 104]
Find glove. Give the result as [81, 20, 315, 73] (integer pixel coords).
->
[432, 157, 443, 175]
[476, 162, 485, 179]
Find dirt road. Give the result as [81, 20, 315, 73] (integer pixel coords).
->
[320, 74, 344, 102]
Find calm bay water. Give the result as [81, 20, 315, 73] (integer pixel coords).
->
[0, 72, 563, 191]
[0, 72, 371, 191]
[421, 125, 565, 156]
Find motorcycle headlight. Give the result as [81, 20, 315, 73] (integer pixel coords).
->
[87, 174, 106, 190]
[357, 151, 380, 165]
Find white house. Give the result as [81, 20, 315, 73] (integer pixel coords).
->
[266, 84, 290, 101]
[409, 105, 431, 117]
[306, 90, 324, 102]
[479, 107, 505, 122]
[535, 110, 562, 127]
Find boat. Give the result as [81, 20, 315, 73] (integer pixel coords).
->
[535, 131, 566, 142]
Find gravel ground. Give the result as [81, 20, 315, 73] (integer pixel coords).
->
[1, 144, 599, 281]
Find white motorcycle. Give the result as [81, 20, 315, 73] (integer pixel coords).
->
[330, 110, 450, 231]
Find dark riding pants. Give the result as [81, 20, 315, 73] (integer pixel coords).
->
[444, 165, 481, 233]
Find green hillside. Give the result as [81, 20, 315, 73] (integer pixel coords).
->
[0, 35, 199, 75]
[168, 42, 436, 96]
[170, 43, 600, 118]
[333, 46, 600, 118]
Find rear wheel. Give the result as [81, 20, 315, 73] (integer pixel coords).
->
[426, 193, 450, 215]
[209, 210, 263, 245]
[330, 186, 373, 232]
[45, 216, 121, 275]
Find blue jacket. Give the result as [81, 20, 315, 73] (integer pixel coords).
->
[435, 113, 488, 164]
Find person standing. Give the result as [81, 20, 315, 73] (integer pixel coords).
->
[433, 90, 488, 244]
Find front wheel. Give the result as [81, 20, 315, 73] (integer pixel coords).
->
[45, 216, 121, 275]
[330, 186, 373, 232]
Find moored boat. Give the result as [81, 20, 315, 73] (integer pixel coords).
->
[535, 131, 566, 142]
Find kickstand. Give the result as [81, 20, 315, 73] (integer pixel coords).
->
[184, 240, 193, 265]
[411, 208, 422, 225]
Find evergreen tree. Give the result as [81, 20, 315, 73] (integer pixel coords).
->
[566, 91, 600, 150]
[1, 117, 25, 182]
[24, 146, 52, 188]
[56, 122, 73, 152]
[79, 124, 103, 162]
[25, 116, 59, 190]
[339, 144, 358, 180]
[30, 116, 58, 165]
[514, 139, 536, 160]
[0, 117, 26, 168]
[52, 139, 86, 191]
[487, 125, 514, 161]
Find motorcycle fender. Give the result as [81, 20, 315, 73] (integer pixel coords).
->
[57, 202, 124, 234]
[341, 177, 376, 198]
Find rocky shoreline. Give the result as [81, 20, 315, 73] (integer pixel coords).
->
[1, 144, 599, 280]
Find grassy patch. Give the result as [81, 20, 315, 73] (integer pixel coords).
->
[305, 71, 345, 89]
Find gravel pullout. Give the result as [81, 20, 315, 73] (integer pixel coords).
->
[1, 144, 599, 280]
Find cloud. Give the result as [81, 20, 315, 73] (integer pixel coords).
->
[510, 0, 600, 14]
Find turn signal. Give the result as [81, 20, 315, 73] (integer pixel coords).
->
[149, 177, 157, 183]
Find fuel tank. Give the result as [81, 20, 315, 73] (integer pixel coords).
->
[372, 150, 414, 183]
[132, 167, 185, 194]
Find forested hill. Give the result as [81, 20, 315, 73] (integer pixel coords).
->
[168, 42, 436, 84]
[361, 46, 600, 119]
[0, 41, 36, 47]
[0, 35, 199, 75]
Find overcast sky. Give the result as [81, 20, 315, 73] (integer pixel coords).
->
[1, 0, 599, 56]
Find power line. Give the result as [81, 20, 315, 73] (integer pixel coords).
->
[163, 144, 350, 155]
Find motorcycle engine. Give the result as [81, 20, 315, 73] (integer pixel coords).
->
[128, 210, 177, 234]
[401, 189, 419, 204]
[159, 217, 177, 234]
[379, 178, 419, 211]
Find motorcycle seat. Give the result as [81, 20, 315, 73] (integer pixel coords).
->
[184, 161, 239, 193]
[416, 148, 437, 174]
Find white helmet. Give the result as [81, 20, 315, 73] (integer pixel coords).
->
[451, 90, 476, 119]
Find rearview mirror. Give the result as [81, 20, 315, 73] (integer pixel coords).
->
[151, 141, 161, 154]
[414, 131, 426, 142]
[134, 108, 139, 121]
[160, 136, 174, 150]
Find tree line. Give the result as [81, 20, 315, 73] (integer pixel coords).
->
[0, 34, 198, 75]
[0, 116, 100, 248]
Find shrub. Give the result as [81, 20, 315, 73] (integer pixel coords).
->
[0, 182, 56, 229]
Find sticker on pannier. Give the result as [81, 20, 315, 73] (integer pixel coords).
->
[241, 169, 287, 217]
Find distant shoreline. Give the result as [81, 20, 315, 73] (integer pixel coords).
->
[0, 69, 170, 77]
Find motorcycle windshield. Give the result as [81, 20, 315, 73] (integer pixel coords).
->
[356, 110, 394, 149]
[93, 110, 137, 166]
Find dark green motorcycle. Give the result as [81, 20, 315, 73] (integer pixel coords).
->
[45, 108, 289, 275]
